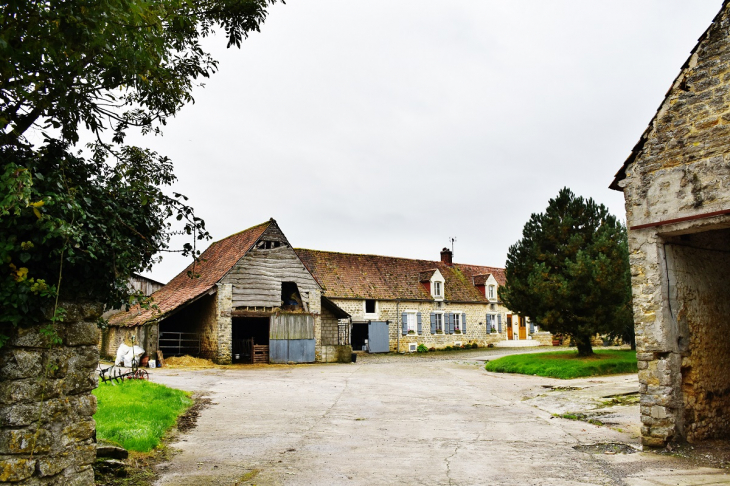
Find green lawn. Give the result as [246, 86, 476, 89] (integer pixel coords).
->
[93, 380, 192, 452]
[484, 349, 637, 379]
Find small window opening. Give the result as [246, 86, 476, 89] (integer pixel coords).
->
[365, 299, 376, 314]
[256, 240, 282, 250]
[281, 282, 303, 310]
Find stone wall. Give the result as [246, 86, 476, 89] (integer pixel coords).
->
[330, 298, 531, 351]
[215, 284, 233, 364]
[617, 1, 730, 447]
[100, 322, 157, 361]
[0, 302, 100, 485]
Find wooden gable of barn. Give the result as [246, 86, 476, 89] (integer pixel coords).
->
[220, 221, 321, 309]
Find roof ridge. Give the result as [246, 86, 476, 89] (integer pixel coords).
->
[295, 247, 500, 269]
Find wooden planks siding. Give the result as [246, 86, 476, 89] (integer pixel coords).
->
[270, 314, 315, 340]
[221, 224, 319, 308]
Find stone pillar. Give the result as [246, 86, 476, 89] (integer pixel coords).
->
[0, 302, 101, 485]
[216, 284, 233, 364]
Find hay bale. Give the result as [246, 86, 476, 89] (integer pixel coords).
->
[164, 355, 215, 368]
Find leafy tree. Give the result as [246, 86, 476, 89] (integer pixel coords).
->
[0, 0, 280, 341]
[498, 188, 633, 356]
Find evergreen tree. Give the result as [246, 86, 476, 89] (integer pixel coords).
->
[499, 188, 633, 356]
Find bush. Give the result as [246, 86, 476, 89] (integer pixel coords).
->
[471, 342, 479, 349]
[416, 344, 428, 353]
[428, 347, 436, 352]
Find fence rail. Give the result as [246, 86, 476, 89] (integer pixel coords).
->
[158, 332, 200, 357]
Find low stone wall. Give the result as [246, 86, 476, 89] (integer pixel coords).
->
[318, 345, 353, 363]
[0, 302, 101, 485]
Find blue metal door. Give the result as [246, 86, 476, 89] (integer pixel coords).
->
[270, 314, 315, 363]
[368, 321, 390, 353]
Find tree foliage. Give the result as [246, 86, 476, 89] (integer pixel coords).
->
[498, 188, 633, 356]
[0, 0, 280, 339]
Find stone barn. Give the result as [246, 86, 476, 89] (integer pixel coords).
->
[611, 0, 730, 447]
[107, 219, 352, 364]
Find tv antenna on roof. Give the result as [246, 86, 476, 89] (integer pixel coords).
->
[448, 236, 457, 257]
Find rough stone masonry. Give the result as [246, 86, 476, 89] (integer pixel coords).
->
[613, 1, 730, 447]
[0, 302, 100, 485]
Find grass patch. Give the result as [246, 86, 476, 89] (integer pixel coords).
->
[94, 380, 193, 452]
[485, 349, 637, 379]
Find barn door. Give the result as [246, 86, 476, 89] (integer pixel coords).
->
[270, 314, 315, 363]
[368, 321, 390, 353]
[507, 315, 514, 340]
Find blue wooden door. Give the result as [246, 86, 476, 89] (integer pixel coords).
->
[368, 321, 390, 353]
[270, 314, 315, 363]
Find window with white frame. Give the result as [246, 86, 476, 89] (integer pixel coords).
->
[433, 281, 442, 298]
[488, 285, 496, 299]
[406, 311, 417, 333]
[364, 299, 376, 314]
[454, 313, 462, 333]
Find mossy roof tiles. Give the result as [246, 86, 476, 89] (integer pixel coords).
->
[295, 249, 505, 303]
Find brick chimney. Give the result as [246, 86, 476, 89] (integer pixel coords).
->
[440, 248, 453, 266]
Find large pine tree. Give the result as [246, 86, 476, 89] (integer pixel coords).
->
[499, 188, 632, 356]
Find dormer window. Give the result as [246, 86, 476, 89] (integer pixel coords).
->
[433, 281, 442, 298]
[488, 285, 495, 300]
[430, 269, 445, 301]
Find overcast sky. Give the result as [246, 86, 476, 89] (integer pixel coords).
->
[134, 0, 723, 284]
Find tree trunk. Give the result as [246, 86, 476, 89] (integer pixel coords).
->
[573, 333, 594, 356]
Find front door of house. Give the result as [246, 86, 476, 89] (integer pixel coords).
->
[506, 315, 513, 340]
[518, 316, 527, 340]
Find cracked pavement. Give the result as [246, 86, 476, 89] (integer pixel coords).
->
[149, 353, 730, 485]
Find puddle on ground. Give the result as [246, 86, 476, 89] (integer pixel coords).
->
[574, 443, 638, 455]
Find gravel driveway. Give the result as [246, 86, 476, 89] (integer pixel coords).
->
[148, 349, 730, 486]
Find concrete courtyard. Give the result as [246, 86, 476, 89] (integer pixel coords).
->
[149, 350, 730, 485]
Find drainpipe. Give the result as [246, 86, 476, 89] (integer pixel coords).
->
[396, 299, 400, 354]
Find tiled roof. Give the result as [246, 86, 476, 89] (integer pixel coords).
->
[454, 264, 506, 286]
[109, 221, 271, 327]
[295, 249, 504, 303]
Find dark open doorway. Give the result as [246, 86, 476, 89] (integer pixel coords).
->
[351, 322, 368, 351]
[232, 317, 270, 363]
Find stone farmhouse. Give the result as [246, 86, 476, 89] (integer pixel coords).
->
[611, 0, 730, 447]
[106, 219, 546, 364]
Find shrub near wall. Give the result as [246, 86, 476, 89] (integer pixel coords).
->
[0, 303, 101, 485]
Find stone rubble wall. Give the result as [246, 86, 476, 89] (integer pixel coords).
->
[0, 302, 101, 485]
[619, 1, 730, 447]
[330, 299, 537, 351]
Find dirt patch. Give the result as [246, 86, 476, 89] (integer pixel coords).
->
[542, 385, 583, 391]
[574, 443, 638, 455]
[178, 395, 214, 433]
[654, 440, 730, 469]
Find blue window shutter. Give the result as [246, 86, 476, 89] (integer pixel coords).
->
[417, 312, 423, 335]
[402, 313, 408, 336]
[485, 314, 490, 333]
[530, 321, 535, 333]
[497, 314, 502, 333]
[448, 313, 454, 334]
[462, 313, 467, 333]
[430, 312, 436, 333]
